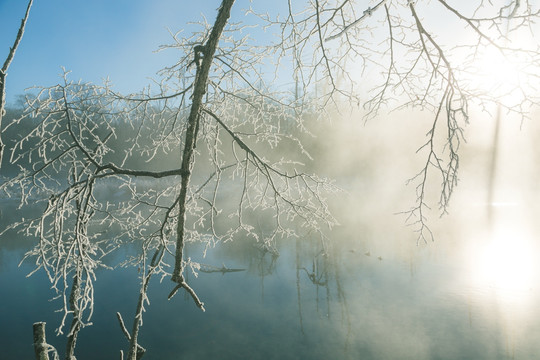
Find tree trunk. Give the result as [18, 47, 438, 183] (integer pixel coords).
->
[33, 322, 50, 360]
[171, 0, 235, 283]
[0, 0, 33, 171]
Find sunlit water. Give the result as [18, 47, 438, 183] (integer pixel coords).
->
[2, 194, 540, 359]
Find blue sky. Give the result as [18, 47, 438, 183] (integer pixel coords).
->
[0, 0, 263, 105]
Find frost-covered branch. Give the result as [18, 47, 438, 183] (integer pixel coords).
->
[0, 0, 33, 172]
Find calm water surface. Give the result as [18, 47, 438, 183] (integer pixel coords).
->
[2, 193, 540, 359]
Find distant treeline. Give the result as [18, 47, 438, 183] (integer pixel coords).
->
[1, 105, 177, 177]
[1, 97, 321, 181]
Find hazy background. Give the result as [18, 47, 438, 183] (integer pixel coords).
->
[2, 1, 540, 358]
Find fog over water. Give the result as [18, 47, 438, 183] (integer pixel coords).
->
[2, 0, 540, 358]
[2, 106, 540, 359]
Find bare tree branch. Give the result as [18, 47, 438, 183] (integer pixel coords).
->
[0, 0, 33, 171]
[171, 0, 235, 284]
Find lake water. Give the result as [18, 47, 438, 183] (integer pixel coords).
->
[2, 186, 540, 360]
[2, 112, 540, 359]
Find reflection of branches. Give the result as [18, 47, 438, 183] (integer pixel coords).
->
[254, 242, 279, 278]
[198, 263, 245, 274]
[295, 238, 305, 334]
[301, 266, 327, 286]
[295, 236, 351, 335]
[300, 249, 328, 287]
[5, 0, 539, 357]
[302, 248, 329, 315]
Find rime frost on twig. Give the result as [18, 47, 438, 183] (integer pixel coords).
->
[1, 0, 339, 356]
[260, 0, 540, 241]
[2, 0, 540, 357]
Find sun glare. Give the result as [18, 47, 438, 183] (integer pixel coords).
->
[470, 226, 538, 298]
[472, 46, 523, 105]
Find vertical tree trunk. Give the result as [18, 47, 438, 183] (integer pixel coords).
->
[65, 267, 82, 360]
[0, 0, 33, 171]
[171, 0, 236, 283]
[33, 322, 50, 360]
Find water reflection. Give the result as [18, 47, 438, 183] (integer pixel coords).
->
[471, 227, 537, 295]
[465, 202, 539, 295]
[3, 195, 540, 358]
[463, 202, 540, 360]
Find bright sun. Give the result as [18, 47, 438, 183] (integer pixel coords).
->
[470, 226, 537, 297]
[471, 46, 523, 106]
